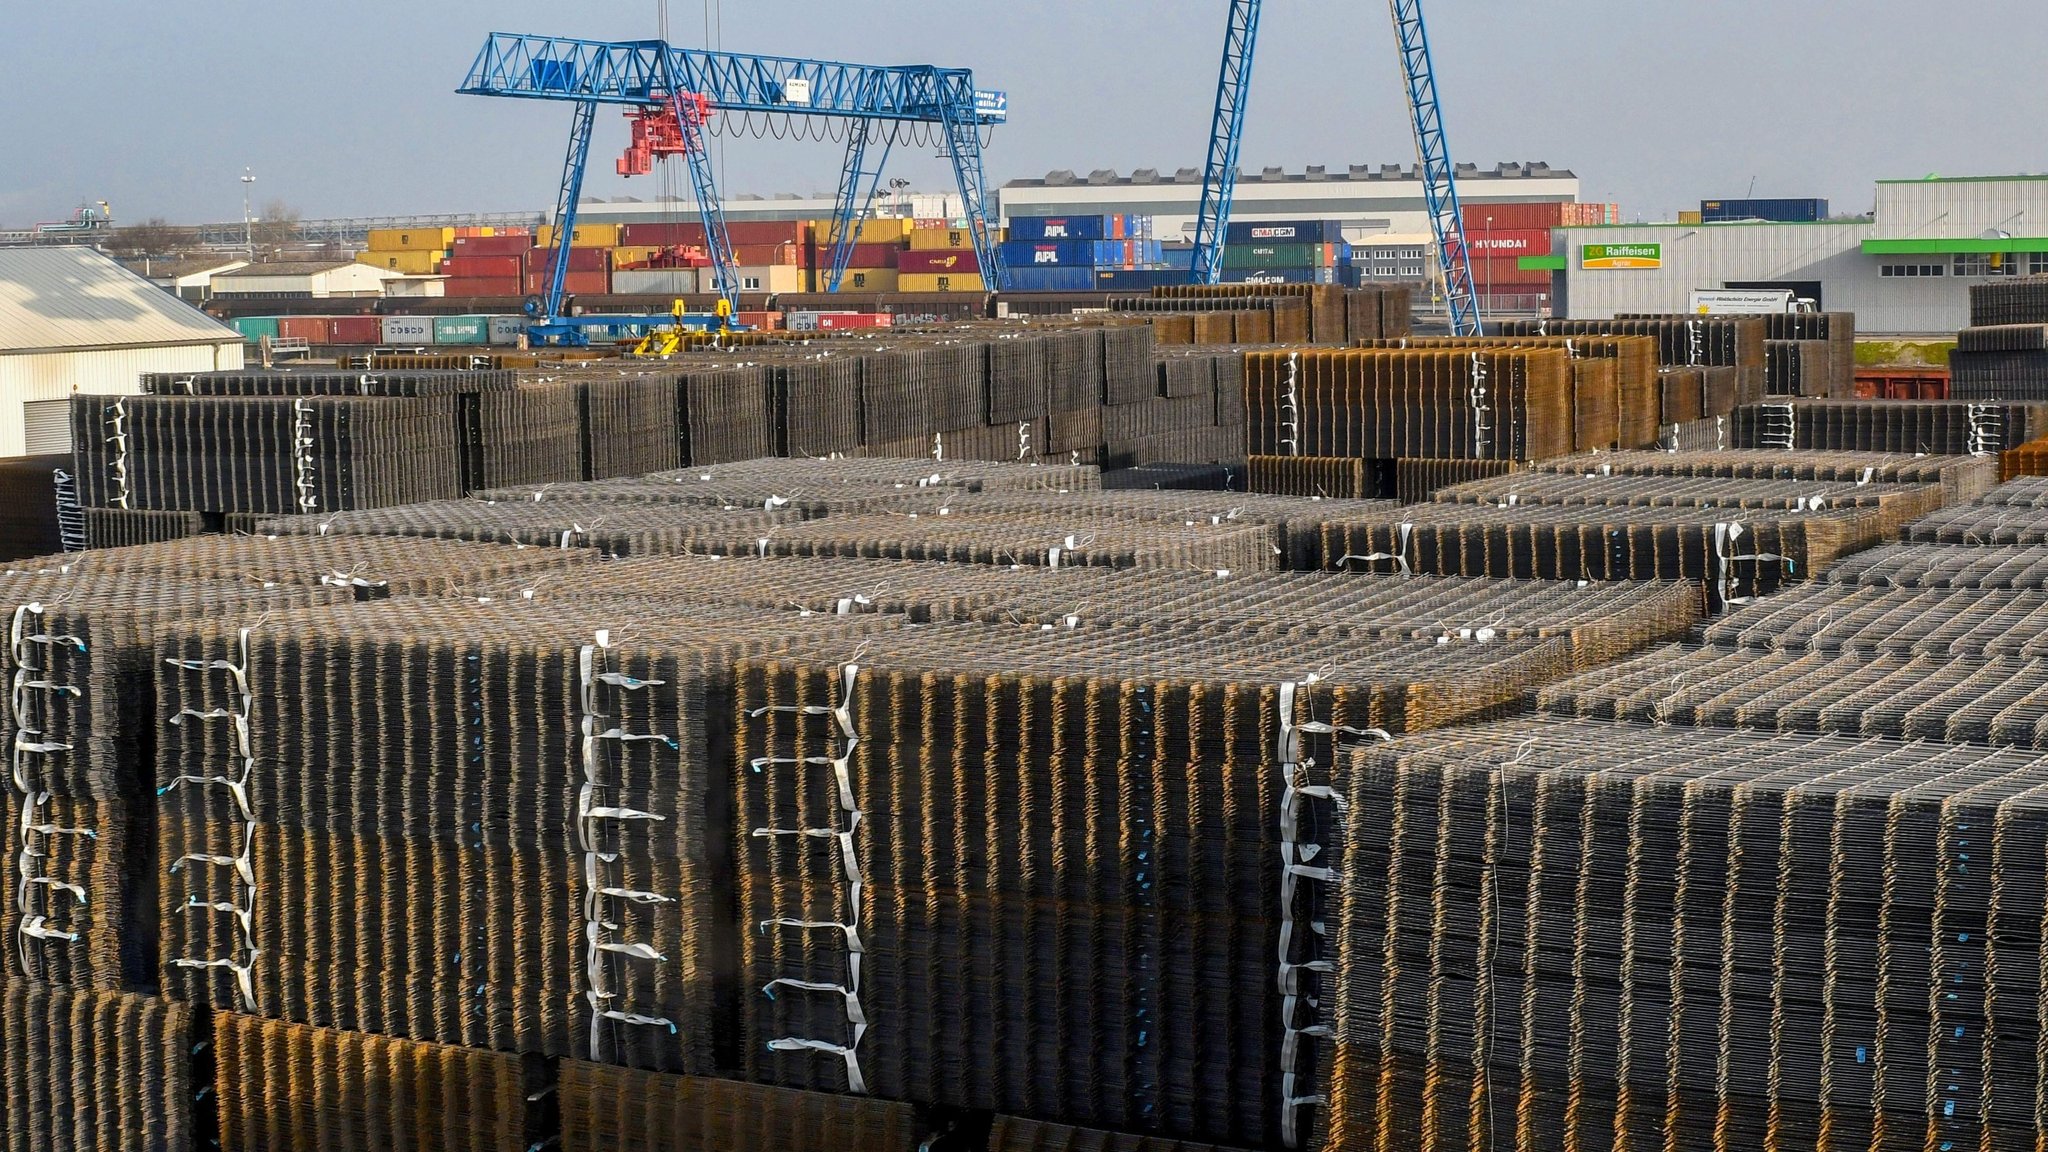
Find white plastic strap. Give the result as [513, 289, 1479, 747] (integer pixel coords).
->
[766, 1036, 868, 1093]
[1335, 522, 1412, 574]
[1281, 353, 1302, 456]
[171, 956, 258, 1005]
[762, 917, 866, 954]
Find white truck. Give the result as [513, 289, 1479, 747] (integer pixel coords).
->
[1688, 288, 1817, 315]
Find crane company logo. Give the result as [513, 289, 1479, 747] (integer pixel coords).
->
[1582, 243, 1661, 270]
[1250, 227, 1300, 240]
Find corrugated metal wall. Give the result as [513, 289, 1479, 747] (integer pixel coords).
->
[0, 342, 243, 458]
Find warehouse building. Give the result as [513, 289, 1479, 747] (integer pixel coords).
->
[1000, 162, 1582, 242]
[209, 260, 402, 300]
[1532, 174, 2048, 334]
[0, 247, 243, 456]
[122, 256, 249, 302]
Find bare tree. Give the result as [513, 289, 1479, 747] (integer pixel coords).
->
[251, 199, 302, 252]
[105, 217, 197, 259]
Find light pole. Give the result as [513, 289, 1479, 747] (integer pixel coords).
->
[241, 168, 257, 259]
[1483, 214, 1493, 320]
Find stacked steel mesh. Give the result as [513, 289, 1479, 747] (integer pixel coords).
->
[1903, 502, 2048, 544]
[571, 374, 685, 479]
[986, 1115, 1259, 1152]
[5, 533, 595, 598]
[731, 624, 1572, 1146]
[0, 980, 194, 1152]
[1763, 310, 1858, 397]
[213, 1012, 544, 1152]
[1314, 501, 1885, 609]
[721, 511, 1284, 572]
[558, 1059, 920, 1152]
[1525, 448, 2001, 505]
[1954, 281, 2048, 397]
[1244, 348, 1575, 464]
[1426, 472, 1947, 536]
[153, 600, 894, 1071]
[678, 364, 778, 465]
[1498, 315, 1768, 406]
[254, 498, 802, 555]
[1765, 338, 1834, 397]
[84, 507, 207, 549]
[1326, 718, 2048, 1152]
[1356, 335, 1665, 452]
[1822, 540, 2048, 588]
[1727, 398, 2048, 455]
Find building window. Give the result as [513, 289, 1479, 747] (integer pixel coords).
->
[1880, 263, 1944, 278]
[2030, 252, 2048, 276]
[1952, 253, 2030, 277]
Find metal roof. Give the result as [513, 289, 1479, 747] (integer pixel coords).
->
[0, 247, 240, 355]
[214, 260, 363, 277]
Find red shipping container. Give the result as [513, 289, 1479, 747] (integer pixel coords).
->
[278, 317, 329, 343]
[448, 277, 525, 297]
[526, 247, 610, 273]
[451, 234, 533, 258]
[734, 243, 804, 267]
[812, 313, 894, 331]
[736, 311, 782, 330]
[443, 256, 524, 279]
[727, 221, 809, 246]
[1466, 228, 1553, 258]
[1460, 202, 1566, 230]
[524, 271, 610, 296]
[619, 222, 705, 247]
[899, 250, 981, 275]
[328, 316, 383, 344]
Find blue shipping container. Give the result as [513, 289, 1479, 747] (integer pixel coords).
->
[1095, 269, 1188, 291]
[1005, 214, 1153, 242]
[1155, 245, 1197, 272]
[1220, 267, 1338, 286]
[1003, 266, 1098, 292]
[1000, 240, 1125, 268]
[1224, 219, 1345, 245]
[1698, 197, 1828, 223]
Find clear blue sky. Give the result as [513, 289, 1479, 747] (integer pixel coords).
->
[3, 1, 2041, 227]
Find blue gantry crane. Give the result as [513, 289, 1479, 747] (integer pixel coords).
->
[1186, 1, 1483, 336]
[459, 32, 1009, 345]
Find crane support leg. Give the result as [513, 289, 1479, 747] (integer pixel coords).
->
[825, 118, 899, 293]
[1190, 0, 1262, 286]
[1391, 0, 1482, 335]
[534, 99, 599, 346]
[939, 106, 1005, 293]
[678, 114, 742, 317]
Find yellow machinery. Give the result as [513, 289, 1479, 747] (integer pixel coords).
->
[631, 297, 736, 358]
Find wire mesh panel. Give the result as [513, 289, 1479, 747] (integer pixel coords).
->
[558, 1060, 921, 1152]
[1327, 718, 2048, 1152]
[1243, 349, 1576, 464]
[1527, 449, 2001, 505]
[1726, 400, 2048, 456]
[0, 979, 194, 1152]
[1821, 541, 2048, 589]
[986, 1114, 1259, 1152]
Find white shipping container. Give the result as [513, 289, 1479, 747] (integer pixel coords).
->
[487, 316, 529, 345]
[611, 268, 700, 296]
[380, 316, 433, 344]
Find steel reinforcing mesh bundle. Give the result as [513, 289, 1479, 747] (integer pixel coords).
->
[1727, 399, 2048, 455]
[1325, 717, 2048, 1152]
[254, 498, 803, 556]
[1425, 473, 1948, 537]
[212, 1012, 544, 1152]
[5, 533, 595, 598]
[1356, 335, 1666, 452]
[1526, 448, 2002, 504]
[1243, 349, 1576, 464]
[1497, 315, 1768, 405]
[731, 624, 1573, 1146]
[558, 1059, 920, 1152]
[1821, 540, 2048, 589]
[0, 979, 194, 1152]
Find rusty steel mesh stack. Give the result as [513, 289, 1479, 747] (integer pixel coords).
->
[1821, 540, 2048, 589]
[1426, 472, 1949, 536]
[721, 511, 1284, 572]
[678, 364, 778, 465]
[1357, 335, 1665, 452]
[1326, 717, 2048, 1152]
[572, 375, 685, 480]
[1498, 315, 1768, 406]
[1244, 348, 1575, 464]
[254, 498, 802, 556]
[1526, 448, 2002, 505]
[732, 623, 1573, 1146]
[1315, 501, 1886, 610]
[0, 979, 195, 1152]
[986, 1114, 1260, 1152]
[1727, 398, 2048, 455]
[1903, 502, 2048, 544]
[213, 1012, 545, 1152]
[154, 599, 895, 1073]
[1765, 338, 1834, 397]
[83, 507, 207, 549]
[558, 1059, 920, 1152]
[651, 455, 1102, 494]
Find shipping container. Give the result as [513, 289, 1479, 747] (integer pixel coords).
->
[836, 268, 899, 293]
[1699, 197, 1828, 223]
[1007, 214, 1148, 242]
[611, 268, 700, 296]
[608, 246, 663, 269]
[899, 250, 980, 275]
[277, 316, 329, 343]
[1001, 266, 1093, 292]
[999, 240, 1148, 269]
[1155, 245, 1197, 272]
[432, 316, 490, 345]
[357, 250, 446, 276]
[898, 272, 988, 293]
[1465, 228, 1554, 258]
[811, 218, 911, 246]
[328, 316, 384, 345]
[736, 311, 783, 330]
[1222, 243, 1340, 270]
[1223, 219, 1344, 245]
[442, 255, 524, 280]
[811, 243, 902, 270]
[1220, 267, 1336, 285]
[445, 277, 524, 297]
[525, 247, 610, 274]
[450, 234, 532, 258]
[367, 227, 454, 252]
[787, 312, 894, 332]
[379, 315, 433, 344]
[909, 228, 981, 251]
[231, 316, 280, 341]
[1459, 202, 1567, 230]
[1095, 269, 1188, 291]
[536, 223, 621, 248]
[487, 316, 529, 345]
[523, 271, 611, 297]
[731, 242, 804, 267]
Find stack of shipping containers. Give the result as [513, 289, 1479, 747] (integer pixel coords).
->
[441, 230, 532, 298]
[901, 222, 989, 293]
[529, 221, 615, 298]
[1000, 214, 1161, 291]
[1461, 202, 1563, 312]
[1217, 219, 1350, 286]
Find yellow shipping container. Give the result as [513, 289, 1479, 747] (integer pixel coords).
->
[836, 268, 899, 293]
[899, 272, 986, 293]
[367, 227, 454, 252]
[811, 218, 913, 246]
[357, 250, 446, 275]
[537, 223, 622, 249]
[1677, 210, 1703, 225]
[909, 227, 999, 251]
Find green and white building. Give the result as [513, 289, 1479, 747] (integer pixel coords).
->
[1525, 174, 2048, 334]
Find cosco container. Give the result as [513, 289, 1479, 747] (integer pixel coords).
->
[487, 316, 530, 345]
[379, 316, 433, 344]
[432, 316, 490, 345]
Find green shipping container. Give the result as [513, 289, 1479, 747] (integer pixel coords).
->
[231, 316, 280, 341]
[432, 316, 490, 345]
[1222, 243, 1330, 270]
